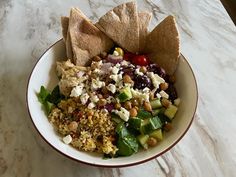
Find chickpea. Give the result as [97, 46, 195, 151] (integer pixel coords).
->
[98, 99, 107, 107]
[129, 108, 138, 117]
[161, 98, 172, 108]
[68, 121, 78, 132]
[160, 82, 169, 91]
[124, 101, 132, 110]
[140, 66, 147, 73]
[123, 74, 133, 84]
[115, 103, 121, 109]
[102, 87, 109, 95]
[163, 123, 173, 132]
[93, 55, 101, 62]
[143, 102, 152, 112]
[132, 99, 139, 106]
[147, 137, 157, 147]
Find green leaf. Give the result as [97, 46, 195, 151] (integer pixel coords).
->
[48, 85, 64, 104]
[37, 86, 54, 114]
[37, 86, 50, 103]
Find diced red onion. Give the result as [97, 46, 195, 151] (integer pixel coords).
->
[106, 54, 123, 64]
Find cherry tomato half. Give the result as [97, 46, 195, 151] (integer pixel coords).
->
[132, 55, 149, 66]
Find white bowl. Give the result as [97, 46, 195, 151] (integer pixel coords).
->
[27, 39, 198, 167]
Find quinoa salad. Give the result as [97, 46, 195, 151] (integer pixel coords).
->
[38, 47, 180, 157]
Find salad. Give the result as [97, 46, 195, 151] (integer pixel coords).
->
[38, 1, 181, 157]
[38, 47, 180, 157]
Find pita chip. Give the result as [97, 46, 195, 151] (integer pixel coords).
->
[145, 15, 180, 75]
[61, 16, 69, 42]
[61, 16, 74, 60]
[96, 1, 139, 53]
[138, 12, 152, 52]
[68, 8, 114, 66]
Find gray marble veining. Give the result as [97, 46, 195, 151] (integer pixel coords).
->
[0, 0, 236, 177]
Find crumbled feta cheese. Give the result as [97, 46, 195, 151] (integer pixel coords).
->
[174, 98, 181, 106]
[159, 90, 169, 99]
[147, 72, 165, 88]
[113, 50, 119, 56]
[76, 71, 85, 78]
[80, 93, 89, 105]
[113, 107, 130, 122]
[88, 102, 96, 109]
[143, 87, 150, 93]
[97, 60, 103, 66]
[90, 94, 99, 103]
[115, 63, 121, 68]
[156, 93, 161, 99]
[70, 84, 84, 97]
[107, 84, 116, 93]
[111, 66, 119, 74]
[135, 68, 144, 76]
[110, 73, 122, 83]
[121, 60, 129, 66]
[63, 135, 72, 144]
[91, 78, 105, 90]
[106, 96, 115, 104]
[131, 88, 149, 102]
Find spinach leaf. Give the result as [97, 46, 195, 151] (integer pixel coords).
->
[48, 85, 64, 104]
[37, 86, 53, 114]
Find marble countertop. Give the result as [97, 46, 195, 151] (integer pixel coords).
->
[0, 0, 236, 176]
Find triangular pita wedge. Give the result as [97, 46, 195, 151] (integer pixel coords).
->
[96, 2, 139, 53]
[145, 15, 180, 75]
[68, 8, 114, 66]
[61, 16, 74, 60]
[61, 16, 69, 42]
[138, 12, 152, 52]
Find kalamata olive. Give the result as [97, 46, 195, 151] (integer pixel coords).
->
[148, 64, 166, 78]
[166, 84, 178, 101]
[121, 66, 135, 79]
[133, 75, 152, 89]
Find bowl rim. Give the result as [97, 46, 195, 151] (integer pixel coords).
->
[26, 39, 198, 168]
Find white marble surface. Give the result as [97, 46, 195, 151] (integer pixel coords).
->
[0, 0, 236, 176]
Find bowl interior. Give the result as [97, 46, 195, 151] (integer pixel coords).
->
[27, 40, 198, 167]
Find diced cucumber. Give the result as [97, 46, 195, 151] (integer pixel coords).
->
[152, 107, 166, 116]
[150, 117, 162, 130]
[111, 113, 123, 124]
[140, 117, 162, 134]
[115, 122, 129, 137]
[150, 129, 163, 141]
[128, 117, 142, 131]
[159, 114, 171, 124]
[137, 109, 152, 119]
[164, 105, 178, 119]
[117, 135, 139, 156]
[118, 86, 132, 102]
[140, 119, 153, 134]
[137, 134, 149, 149]
[150, 99, 162, 109]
